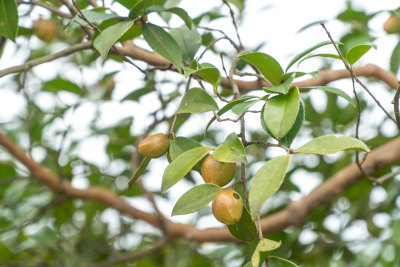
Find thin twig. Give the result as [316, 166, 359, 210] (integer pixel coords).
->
[0, 42, 93, 78]
[320, 22, 397, 124]
[222, 0, 243, 48]
[196, 25, 241, 52]
[17, 1, 72, 18]
[392, 81, 400, 130]
[257, 212, 263, 239]
[245, 140, 290, 153]
[376, 169, 400, 184]
[212, 110, 245, 123]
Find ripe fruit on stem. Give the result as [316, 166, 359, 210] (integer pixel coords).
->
[33, 18, 57, 42]
[384, 14, 400, 34]
[212, 188, 243, 225]
[201, 154, 236, 187]
[138, 133, 169, 158]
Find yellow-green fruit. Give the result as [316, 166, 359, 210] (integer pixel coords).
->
[201, 155, 236, 187]
[212, 189, 243, 225]
[384, 14, 400, 34]
[33, 18, 57, 42]
[138, 133, 169, 158]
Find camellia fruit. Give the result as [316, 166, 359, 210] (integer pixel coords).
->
[212, 188, 243, 225]
[33, 18, 57, 42]
[201, 154, 236, 187]
[383, 14, 400, 34]
[138, 133, 169, 158]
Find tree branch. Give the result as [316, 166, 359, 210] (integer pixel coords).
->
[17, 1, 72, 18]
[0, 42, 93, 78]
[1, 129, 400, 243]
[117, 42, 399, 92]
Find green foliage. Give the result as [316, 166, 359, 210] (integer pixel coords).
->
[262, 86, 300, 140]
[213, 132, 247, 163]
[142, 23, 183, 71]
[0, 0, 18, 42]
[172, 183, 221, 216]
[1, 1, 400, 266]
[227, 207, 258, 242]
[239, 52, 283, 86]
[162, 146, 212, 192]
[94, 21, 135, 58]
[346, 44, 376, 66]
[251, 239, 282, 267]
[295, 135, 370, 154]
[175, 87, 218, 114]
[248, 155, 290, 219]
[129, 156, 151, 186]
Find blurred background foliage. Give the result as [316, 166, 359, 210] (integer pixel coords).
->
[0, 0, 400, 266]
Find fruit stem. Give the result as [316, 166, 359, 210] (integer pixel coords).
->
[257, 212, 263, 240]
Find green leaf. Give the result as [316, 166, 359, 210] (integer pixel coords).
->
[121, 86, 153, 102]
[346, 44, 376, 66]
[259, 102, 270, 134]
[232, 100, 258, 115]
[239, 52, 283, 86]
[296, 53, 341, 67]
[128, 0, 146, 19]
[169, 136, 202, 161]
[170, 26, 201, 63]
[286, 41, 343, 72]
[68, 10, 118, 31]
[300, 86, 356, 108]
[128, 157, 151, 187]
[189, 64, 221, 91]
[268, 256, 300, 267]
[390, 40, 400, 74]
[43, 77, 81, 94]
[145, 6, 192, 29]
[251, 238, 282, 267]
[263, 73, 295, 94]
[206, 96, 259, 133]
[4, 180, 30, 205]
[263, 86, 300, 139]
[162, 147, 213, 192]
[226, 0, 245, 11]
[0, 0, 18, 42]
[295, 135, 370, 154]
[31, 226, 59, 249]
[280, 101, 304, 147]
[0, 163, 17, 179]
[93, 21, 134, 59]
[169, 136, 203, 172]
[248, 155, 290, 219]
[172, 184, 221, 216]
[213, 132, 247, 163]
[175, 88, 218, 114]
[142, 23, 182, 71]
[227, 206, 258, 242]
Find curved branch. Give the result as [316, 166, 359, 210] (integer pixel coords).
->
[117, 42, 399, 91]
[17, 1, 72, 18]
[1, 130, 400, 243]
[0, 42, 93, 78]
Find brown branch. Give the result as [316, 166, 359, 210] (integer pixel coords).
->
[17, 1, 72, 18]
[117, 43, 399, 92]
[1, 130, 400, 243]
[0, 42, 93, 78]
